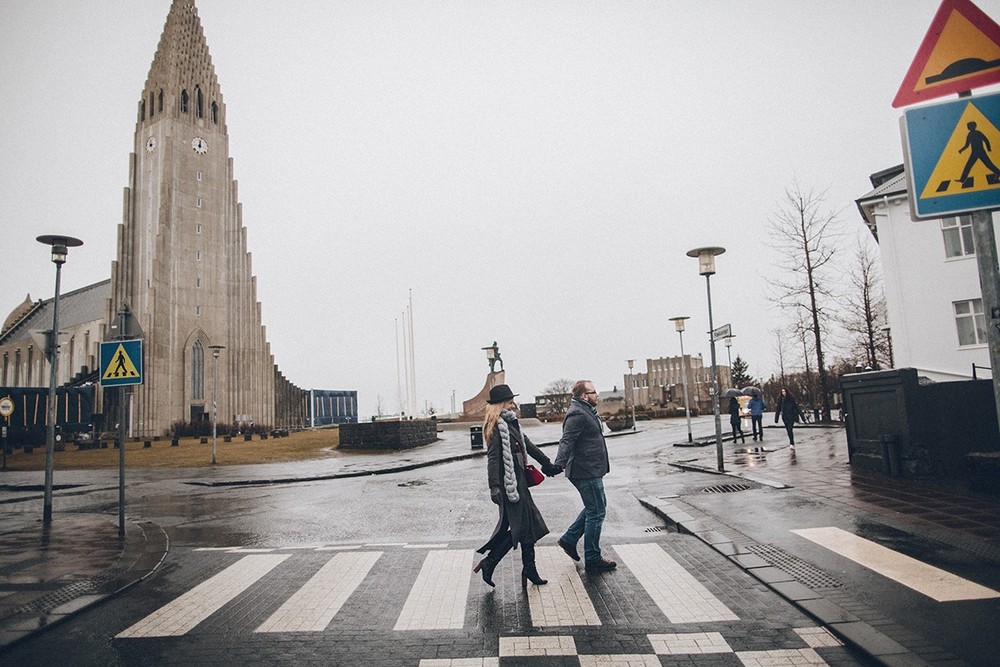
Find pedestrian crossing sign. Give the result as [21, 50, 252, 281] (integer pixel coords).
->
[902, 91, 1000, 219]
[100, 340, 143, 387]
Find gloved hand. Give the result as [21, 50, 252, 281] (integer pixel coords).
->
[541, 463, 563, 477]
[490, 487, 502, 505]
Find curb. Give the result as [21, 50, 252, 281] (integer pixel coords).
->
[636, 490, 930, 667]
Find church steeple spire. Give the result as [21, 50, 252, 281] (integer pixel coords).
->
[138, 0, 225, 130]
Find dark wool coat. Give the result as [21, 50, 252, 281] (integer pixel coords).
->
[775, 393, 803, 425]
[554, 398, 609, 480]
[477, 417, 552, 553]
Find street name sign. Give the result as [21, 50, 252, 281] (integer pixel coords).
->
[100, 340, 143, 387]
[901, 91, 1000, 218]
[711, 324, 732, 342]
[893, 0, 1000, 108]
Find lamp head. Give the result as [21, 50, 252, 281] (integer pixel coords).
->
[669, 316, 689, 333]
[686, 246, 726, 276]
[208, 344, 225, 359]
[37, 235, 83, 266]
[627, 359, 634, 370]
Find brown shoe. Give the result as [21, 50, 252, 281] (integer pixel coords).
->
[585, 557, 617, 572]
[557, 539, 580, 562]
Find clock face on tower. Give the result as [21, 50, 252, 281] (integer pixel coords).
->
[145, 137, 156, 152]
[191, 137, 208, 154]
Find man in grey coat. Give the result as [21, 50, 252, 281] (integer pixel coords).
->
[553, 380, 616, 571]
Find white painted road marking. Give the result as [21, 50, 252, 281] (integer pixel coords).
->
[526, 547, 602, 627]
[614, 543, 739, 623]
[394, 549, 474, 630]
[255, 551, 382, 633]
[116, 554, 289, 638]
[792, 526, 1000, 602]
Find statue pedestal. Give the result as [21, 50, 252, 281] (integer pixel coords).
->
[462, 371, 504, 420]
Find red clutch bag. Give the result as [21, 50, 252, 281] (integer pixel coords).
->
[525, 464, 544, 487]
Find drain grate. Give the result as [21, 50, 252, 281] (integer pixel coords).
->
[746, 543, 842, 589]
[701, 482, 756, 494]
[644, 526, 665, 533]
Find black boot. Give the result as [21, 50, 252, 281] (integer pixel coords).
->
[520, 542, 547, 587]
[474, 533, 512, 587]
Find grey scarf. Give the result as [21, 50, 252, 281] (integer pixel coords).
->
[496, 410, 520, 503]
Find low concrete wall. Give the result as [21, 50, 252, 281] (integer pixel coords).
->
[339, 420, 438, 450]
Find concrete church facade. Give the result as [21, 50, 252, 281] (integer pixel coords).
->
[0, 0, 308, 436]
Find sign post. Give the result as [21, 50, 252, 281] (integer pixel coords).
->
[897, 0, 1000, 434]
[100, 306, 142, 537]
[0, 396, 12, 471]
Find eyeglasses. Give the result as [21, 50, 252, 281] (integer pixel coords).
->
[584, 390, 598, 395]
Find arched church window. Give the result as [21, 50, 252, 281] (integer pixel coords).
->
[139, 100, 145, 122]
[149, 92, 154, 117]
[158, 89, 164, 112]
[196, 85, 204, 119]
[181, 90, 189, 114]
[211, 102, 218, 124]
[192, 340, 205, 400]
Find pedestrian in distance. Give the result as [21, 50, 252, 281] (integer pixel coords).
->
[728, 396, 746, 444]
[774, 387, 805, 448]
[748, 394, 767, 442]
[554, 380, 617, 572]
[474, 384, 562, 588]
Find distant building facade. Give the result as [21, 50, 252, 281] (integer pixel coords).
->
[626, 354, 731, 416]
[309, 390, 359, 426]
[856, 165, 992, 381]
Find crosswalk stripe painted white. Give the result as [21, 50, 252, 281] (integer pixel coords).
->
[527, 547, 602, 627]
[394, 549, 474, 630]
[116, 554, 289, 638]
[613, 543, 739, 623]
[254, 551, 382, 633]
[792, 527, 1000, 602]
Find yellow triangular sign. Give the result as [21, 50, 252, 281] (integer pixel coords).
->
[921, 101, 1000, 198]
[102, 343, 140, 379]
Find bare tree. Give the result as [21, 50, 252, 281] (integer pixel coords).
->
[841, 238, 891, 370]
[769, 182, 843, 421]
[541, 378, 574, 413]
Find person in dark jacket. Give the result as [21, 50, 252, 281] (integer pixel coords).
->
[774, 387, 804, 447]
[475, 384, 561, 588]
[728, 396, 746, 444]
[554, 380, 617, 572]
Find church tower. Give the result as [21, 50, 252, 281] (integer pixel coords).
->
[107, 0, 290, 435]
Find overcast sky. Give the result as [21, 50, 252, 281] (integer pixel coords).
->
[2, 0, 995, 419]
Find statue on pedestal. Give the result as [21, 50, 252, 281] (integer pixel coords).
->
[484, 341, 504, 374]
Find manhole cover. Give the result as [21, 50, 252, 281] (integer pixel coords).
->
[701, 482, 756, 494]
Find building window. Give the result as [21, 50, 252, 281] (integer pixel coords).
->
[196, 305, 201, 317]
[942, 216, 974, 258]
[192, 340, 204, 399]
[148, 92, 154, 117]
[196, 197, 202, 208]
[181, 89, 189, 114]
[955, 298, 986, 346]
[197, 170, 203, 181]
[195, 85, 204, 119]
[197, 250, 202, 261]
[212, 102, 219, 124]
[196, 277, 201, 288]
[196, 224, 202, 234]
[158, 89, 163, 112]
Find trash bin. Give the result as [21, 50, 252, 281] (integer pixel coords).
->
[880, 434, 900, 476]
[470, 425, 484, 449]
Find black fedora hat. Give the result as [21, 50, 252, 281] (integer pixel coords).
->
[487, 384, 518, 404]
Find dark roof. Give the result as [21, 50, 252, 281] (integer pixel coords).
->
[0, 280, 110, 345]
[855, 167, 909, 238]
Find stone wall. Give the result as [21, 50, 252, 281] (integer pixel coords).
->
[339, 419, 438, 450]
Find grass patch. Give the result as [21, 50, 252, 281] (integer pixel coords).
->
[2, 428, 340, 470]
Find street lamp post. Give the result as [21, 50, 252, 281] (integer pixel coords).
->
[724, 335, 735, 371]
[687, 246, 726, 472]
[626, 359, 636, 431]
[208, 345, 225, 465]
[36, 235, 83, 524]
[669, 316, 693, 444]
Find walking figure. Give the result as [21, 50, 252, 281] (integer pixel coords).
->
[959, 121, 1000, 183]
[113, 349, 131, 377]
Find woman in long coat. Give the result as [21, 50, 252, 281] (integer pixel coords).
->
[774, 387, 804, 447]
[475, 384, 561, 588]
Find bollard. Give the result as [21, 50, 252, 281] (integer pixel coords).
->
[171, 438, 179, 447]
[143, 441, 152, 449]
[200, 436, 208, 444]
[223, 435, 232, 443]
[244, 433, 253, 441]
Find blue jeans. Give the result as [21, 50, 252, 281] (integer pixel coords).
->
[561, 477, 607, 564]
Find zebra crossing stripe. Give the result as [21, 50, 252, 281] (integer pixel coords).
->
[792, 527, 1000, 602]
[254, 551, 382, 633]
[116, 554, 289, 638]
[394, 550, 474, 630]
[527, 547, 601, 627]
[613, 544, 738, 623]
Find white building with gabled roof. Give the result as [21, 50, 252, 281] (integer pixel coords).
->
[855, 164, 994, 381]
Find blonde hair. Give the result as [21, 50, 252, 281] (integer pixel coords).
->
[483, 402, 504, 442]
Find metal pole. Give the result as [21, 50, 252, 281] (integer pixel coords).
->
[971, 209, 1000, 433]
[212, 352, 219, 465]
[678, 330, 693, 443]
[117, 305, 127, 537]
[706, 275, 724, 471]
[43, 260, 63, 524]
